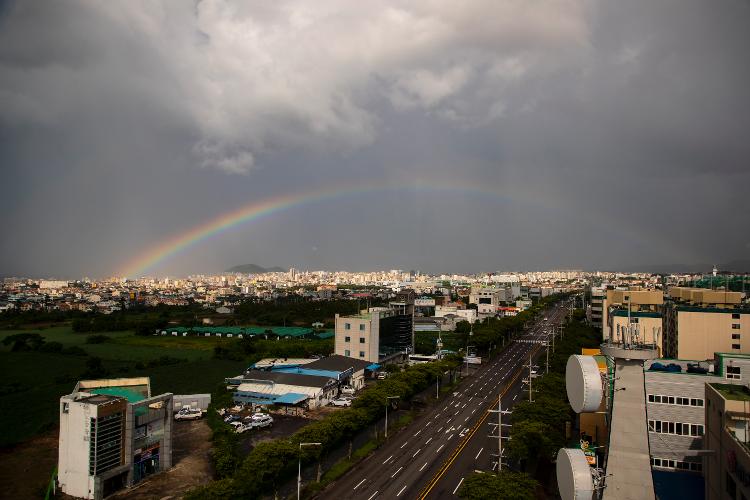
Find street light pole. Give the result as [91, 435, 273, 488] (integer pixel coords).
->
[385, 395, 400, 439]
[298, 442, 321, 500]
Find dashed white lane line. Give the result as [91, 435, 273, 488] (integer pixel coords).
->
[413, 448, 421, 458]
[383, 455, 393, 464]
[354, 478, 367, 490]
[397, 485, 408, 497]
[513, 394, 518, 401]
[447, 433, 455, 440]
[420, 461, 428, 471]
[464, 416, 470, 422]
[391, 466, 403, 478]
[437, 427, 444, 433]
[400, 441, 409, 449]
[425, 437, 433, 444]
[472, 409, 477, 414]
[367, 491, 378, 500]
[453, 477, 465, 495]
[414, 429, 422, 437]
[436, 444, 445, 453]
[475, 447, 484, 460]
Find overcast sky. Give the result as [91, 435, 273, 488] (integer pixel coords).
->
[1, 0, 749, 278]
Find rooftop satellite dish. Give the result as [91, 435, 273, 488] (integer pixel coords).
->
[557, 448, 595, 500]
[566, 355, 603, 413]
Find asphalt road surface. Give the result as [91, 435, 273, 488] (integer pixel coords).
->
[320, 303, 569, 500]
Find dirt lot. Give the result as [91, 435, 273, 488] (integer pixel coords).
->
[109, 419, 212, 500]
[0, 431, 59, 500]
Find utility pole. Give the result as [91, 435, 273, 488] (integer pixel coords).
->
[523, 353, 536, 402]
[488, 396, 512, 472]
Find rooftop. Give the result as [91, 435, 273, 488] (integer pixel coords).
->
[711, 383, 750, 402]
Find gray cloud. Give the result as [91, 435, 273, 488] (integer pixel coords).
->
[1, 0, 749, 277]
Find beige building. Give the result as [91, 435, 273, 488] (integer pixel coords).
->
[603, 289, 664, 352]
[704, 382, 750, 500]
[335, 312, 381, 362]
[664, 287, 748, 360]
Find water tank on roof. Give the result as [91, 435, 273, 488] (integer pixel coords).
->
[566, 355, 604, 413]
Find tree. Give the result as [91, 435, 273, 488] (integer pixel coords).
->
[458, 471, 538, 500]
[506, 420, 560, 463]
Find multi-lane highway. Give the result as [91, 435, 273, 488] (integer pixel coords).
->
[320, 303, 568, 499]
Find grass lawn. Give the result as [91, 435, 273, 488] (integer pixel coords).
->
[0, 326, 251, 446]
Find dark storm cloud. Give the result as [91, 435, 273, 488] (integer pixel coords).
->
[1, 0, 748, 277]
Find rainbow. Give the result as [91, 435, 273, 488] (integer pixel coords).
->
[118, 179, 534, 277]
[117, 178, 676, 278]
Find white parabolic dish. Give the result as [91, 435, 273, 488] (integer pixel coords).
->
[566, 355, 603, 413]
[556, 448, 595, 500]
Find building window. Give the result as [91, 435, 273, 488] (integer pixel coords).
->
[359, 338, 365, 343]
[359, 324, 365, 331]
[733, 334, 741, 340]
[359, 351, 365, 358]
[733, 344, 741, 350]
[651, 457, 702, 472]
[727, 365, 741, 379]
[62, 402, 69, 414]
[733, 313, 741, 319]
[345, 336, 350, 342]
[345, 323, 351, 330]
[345, 349, 350, 357]
[648, 419, 703, 436]
[733, 324, 741, 330]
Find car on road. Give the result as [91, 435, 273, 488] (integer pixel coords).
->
[174, 407, 203, 421]
[331, 397, 353, 407]
[340, 385, 356, 395]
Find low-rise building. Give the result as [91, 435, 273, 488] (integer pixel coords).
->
[704, 383, 750, 500]
[58, 378, 173, 500]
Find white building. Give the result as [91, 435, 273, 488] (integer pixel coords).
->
[58, 378, 173, 500]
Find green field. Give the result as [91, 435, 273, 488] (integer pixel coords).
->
[0, 326, 253, 446]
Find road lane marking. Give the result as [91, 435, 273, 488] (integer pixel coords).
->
[383, 455, 393, 464]
[447, 433, 454, 440]
[475, 447, 483, 460]
[413, 448, 421, 457]
[472, 409, 476, 415]
[425, 437, 433, 444]
[401, 441, 409, 449]
[453, 477, 465, 495]
[397, 485, 408, 497]
[420, 462, 428, 471]
[465, 416, 470, 422]
[354, 478, 367, 490]
[392, 466, 403, 478]
[437, 427, 443, 433]
[436, 444, 445, 453]
[367, 491, 378, 500]
[414, 429, 422, 437]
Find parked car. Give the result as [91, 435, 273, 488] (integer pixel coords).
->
[331, 397, 352, 407]
[230, 404, 244, 413]
[234, 423, 252, 434]
[224, 414, 241, 424]
[377, 372, 388, 380]
[340, 385, 356, 395]
[175, 407, 203, 421]
[248, 413, 274, 429]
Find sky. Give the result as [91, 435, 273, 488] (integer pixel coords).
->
[1, 0, 749, 278]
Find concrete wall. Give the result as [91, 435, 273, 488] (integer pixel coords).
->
[335, 313, 380, 362]
[675, 310, 749, 360]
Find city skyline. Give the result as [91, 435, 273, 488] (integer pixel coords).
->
[2, 1, 749, 278]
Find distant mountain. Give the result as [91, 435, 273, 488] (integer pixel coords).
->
[225, 264, 286, 274]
